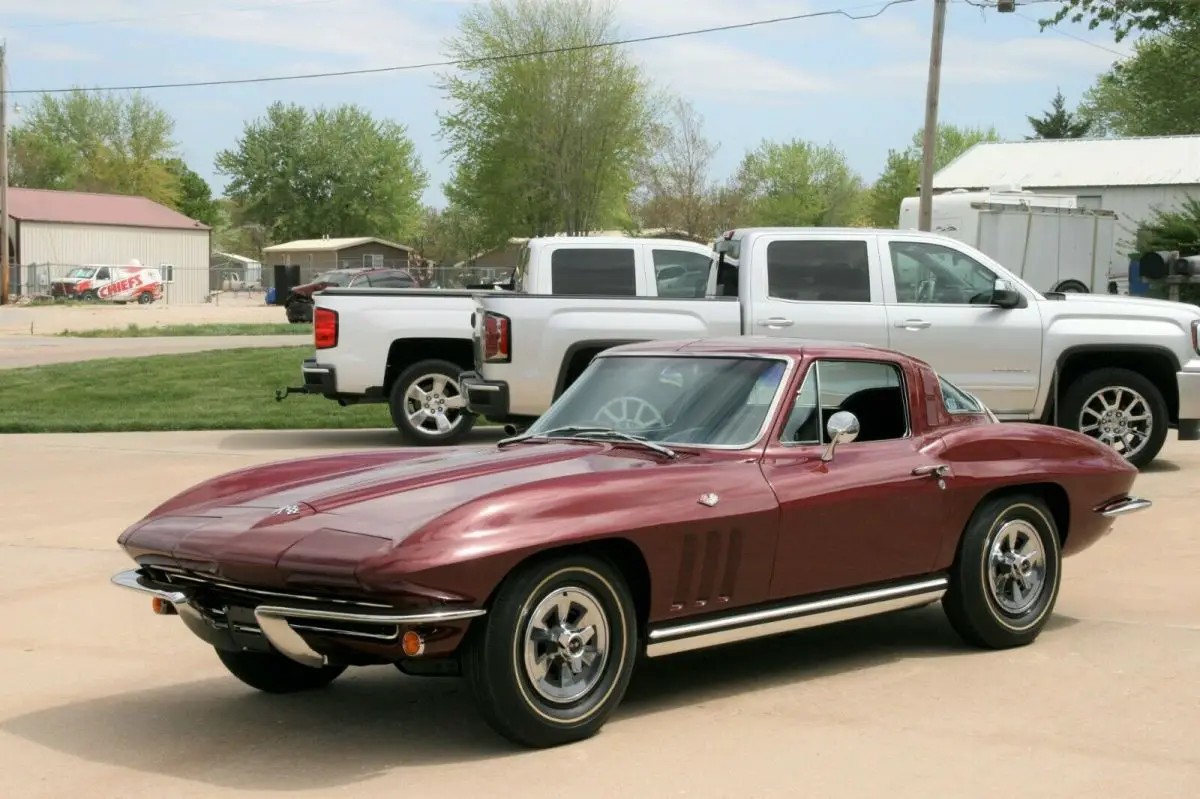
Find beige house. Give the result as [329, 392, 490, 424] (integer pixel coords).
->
[261, 236, 415, 286]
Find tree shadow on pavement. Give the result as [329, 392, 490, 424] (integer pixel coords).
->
[0, 607, 1081, 790]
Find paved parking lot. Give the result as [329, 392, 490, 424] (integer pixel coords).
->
[1, 429, 1197, 798]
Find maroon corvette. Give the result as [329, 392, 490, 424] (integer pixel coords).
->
[111, 337, 1150, 748]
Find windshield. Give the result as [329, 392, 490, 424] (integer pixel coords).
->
[525, 355, 789, 448]
[313, 271, 351, 286]
[66, 268, 96, 278]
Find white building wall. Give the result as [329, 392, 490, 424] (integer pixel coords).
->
[18, 221, 211, 304]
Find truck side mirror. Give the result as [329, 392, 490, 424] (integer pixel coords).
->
[991, 279, 1021, 309]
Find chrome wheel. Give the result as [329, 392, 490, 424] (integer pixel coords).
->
[404, 373, 467, 436]
[986, 519, 1047, 616]
[522, 586, 610, 704]
[592, 396, 664, 431]
[1077, 386, 1152, 459]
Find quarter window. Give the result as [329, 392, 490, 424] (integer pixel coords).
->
[765, 240, 871, 303]
[889, 241, 997, 304]
[550, 247, 636, 296]
[938, 375, 984, 414]
[653, 249, 711, 298]
[781, 359, 908, 445]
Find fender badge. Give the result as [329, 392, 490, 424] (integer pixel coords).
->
[698, 493, 719, 507]
[272, 503, 302, 516]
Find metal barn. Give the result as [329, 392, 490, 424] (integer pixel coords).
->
[6, 188, 212, 304]
[932, 135, 1200, 273]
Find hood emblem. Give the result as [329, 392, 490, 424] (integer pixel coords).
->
[272, 503, 302, 516]
[698, 493, 719, 507]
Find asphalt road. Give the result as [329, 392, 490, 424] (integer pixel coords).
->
[1, 429, 1197, 798]
[0, 335, 307, 369]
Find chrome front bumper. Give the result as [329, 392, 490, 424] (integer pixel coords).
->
[111, 568, 486, 668]
[1093, 496, 1153, 517]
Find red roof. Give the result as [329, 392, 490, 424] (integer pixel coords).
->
[5, 187, 211, 231]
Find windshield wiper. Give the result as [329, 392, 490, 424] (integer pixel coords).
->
[497, 425, 678, 459]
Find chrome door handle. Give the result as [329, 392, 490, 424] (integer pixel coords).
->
[912, 464, 951, 478]
[895, 319, 932, 330]
[756, 317, 794, 327]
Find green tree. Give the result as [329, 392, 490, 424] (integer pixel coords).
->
[215, 101, 428, 244]
[162, 158, 219, 226]
[731, 139, 863, 227]
[9, 89, 178, 205]
[1042, 0, 1200, 42]
[1077, 23, 1200, 137]
[412, 203, 492, 268]
[1026, 89, 1092, 139]
[437, 0, 657, 240]
[867, 123, 1001, 228]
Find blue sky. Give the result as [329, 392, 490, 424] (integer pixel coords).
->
[0, 0, 1134, 208]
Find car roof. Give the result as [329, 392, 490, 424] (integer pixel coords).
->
[602, 336, 929, 366]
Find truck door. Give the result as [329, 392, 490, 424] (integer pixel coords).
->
[879, 234, 1044, 416]
[743, 233, 890, 347]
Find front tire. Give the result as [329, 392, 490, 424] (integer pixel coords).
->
[137, 291, 154, 305]
[388, 359, 477, 446]
[215, 648, 346, 693]
[1059, 367, 1168, 468]
[463, 554, 639, 748]
[943, 493, 1062, 650]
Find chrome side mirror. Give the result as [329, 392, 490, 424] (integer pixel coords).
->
[821, 411, 860, 462]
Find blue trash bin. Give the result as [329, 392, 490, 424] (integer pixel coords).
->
[265, 286, 277, 305]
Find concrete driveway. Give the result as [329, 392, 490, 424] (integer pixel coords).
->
[1, 430, 1197, 798]
[0, 335, 307, 369]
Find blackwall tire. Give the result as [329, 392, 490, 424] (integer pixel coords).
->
[215, 649, 346, 693]
[387, 359, 477, 446]
[1059, 367, 1168, 468]
[137, 292, 154, 305]
[462, 554, 639, 749]
[942, 493, 1062, 650]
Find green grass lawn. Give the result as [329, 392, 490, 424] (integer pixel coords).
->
[57, 322, 311, 338]
[0, 347, 394, 433]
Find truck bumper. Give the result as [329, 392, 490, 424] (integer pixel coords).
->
[275, 358, 338, 401]
[461, 371, 510, 418]
[1177, 367, 1200, 440]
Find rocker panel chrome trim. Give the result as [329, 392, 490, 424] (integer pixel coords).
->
[644, 576, 949, 658]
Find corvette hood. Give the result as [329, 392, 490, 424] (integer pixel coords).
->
[119, 443, 651, 587]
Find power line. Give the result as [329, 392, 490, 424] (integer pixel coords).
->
[4, 0, 337, 31]
[1013, 10, 1132, 58]
[6, 0, 916, 95]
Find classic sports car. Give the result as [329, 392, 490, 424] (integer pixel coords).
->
[111, 337, 1151, 748]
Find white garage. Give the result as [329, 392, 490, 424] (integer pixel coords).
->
[7, 187, 212, 305]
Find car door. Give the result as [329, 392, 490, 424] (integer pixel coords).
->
[743, 233, 891, 347]
[760, 356, 951, 599]
[879, 235, 1044, 416]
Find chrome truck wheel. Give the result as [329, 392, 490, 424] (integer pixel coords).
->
[388, 358, 477, 446]
[1059, 367, 1168, 469]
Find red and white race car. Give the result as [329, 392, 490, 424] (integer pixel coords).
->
[50, 262, 165, 304]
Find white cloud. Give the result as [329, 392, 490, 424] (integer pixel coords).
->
[632, 35, 831, 98]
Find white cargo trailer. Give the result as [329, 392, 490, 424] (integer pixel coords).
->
[899, 187, 1118, 293]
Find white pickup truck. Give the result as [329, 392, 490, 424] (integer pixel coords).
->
[461, 226, 1200, 468]
[279, 235, 714, 445]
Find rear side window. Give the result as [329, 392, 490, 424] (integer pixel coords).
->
[550, 248, 636, 296]
[766, 240, 871, 303]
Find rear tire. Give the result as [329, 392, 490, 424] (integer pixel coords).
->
[1059, 367, 1168, 468]
[462, 554, 638, 748]
[388, 359, 477, 446]
[215, 648, 346, 693]
[137, 291, 154, 305]
[942, 493, 1062, 650]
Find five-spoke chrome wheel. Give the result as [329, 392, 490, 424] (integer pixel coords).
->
[986, 519, 1046, 616]
[522, 587, 610, 704]
[1077, 386, 1152, 460]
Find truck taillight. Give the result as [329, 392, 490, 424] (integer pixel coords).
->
[314, 307, 338, 349]
[483, 312, 510, 363]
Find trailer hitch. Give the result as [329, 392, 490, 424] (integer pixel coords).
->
[274, 386, 309, 402]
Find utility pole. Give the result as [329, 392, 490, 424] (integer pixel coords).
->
[918, 0, 948, 232]
[0, 41, 8, 305]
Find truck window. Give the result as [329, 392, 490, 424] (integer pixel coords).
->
[653, 249, 711, 298]
[889, 241, 997, 304]
[766, 240, 871, 303]
[550, 248, 636, 296]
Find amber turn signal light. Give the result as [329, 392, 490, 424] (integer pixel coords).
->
[151, 597, 177, 615]
[401, 630, 425, 657]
